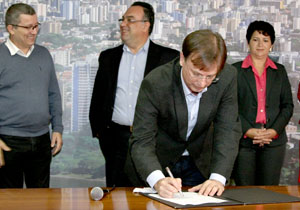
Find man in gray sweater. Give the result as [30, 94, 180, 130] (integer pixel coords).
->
[0, 3, 63, 188]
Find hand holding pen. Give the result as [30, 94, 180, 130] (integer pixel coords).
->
[165, 167, 184, 197]
[153, 167, 183, 198]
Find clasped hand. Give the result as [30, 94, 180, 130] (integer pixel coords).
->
[245, 128, 277, 147]
[154, 177, 224, 198]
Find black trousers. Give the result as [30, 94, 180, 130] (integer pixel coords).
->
[233, 143, 286, 186]
[99, 122, 132, 187]
[0, 133, 52, 188]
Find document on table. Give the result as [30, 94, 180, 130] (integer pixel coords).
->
[148, 192, 228, 206]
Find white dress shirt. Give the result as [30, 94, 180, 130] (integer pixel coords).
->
[5, 38, 34, 58]
[112, 39, 150, 126]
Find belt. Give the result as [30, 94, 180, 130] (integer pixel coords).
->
[110, 121, 133, 133]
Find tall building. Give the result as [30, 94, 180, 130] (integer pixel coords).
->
[61, 0, 73, 20]
[259, 0, 284, 9]
[273, 21, 281, 35]
[71, 57, 98, 132]
[90, 6, 99, 23]
[173, 9, 186, 23]
[43, 21, 62, 34]
[162, 0, 178, 14]
[51, 47, 71, 67]
[212, 0, 225, 9]
[29, 2, 47, 22]
[51, 0, 61, 11]
[186, 16, 195, 30]
[61, 0, 80, 21]
[227, 18, 239, 33]
[293, 17, 300, 30]
[80, 13, 90, 25]
[98, 6, 106, 22]
[36, 3, 47, 21]
[99, 1, 110, 22]
[153, 19, 163, 39]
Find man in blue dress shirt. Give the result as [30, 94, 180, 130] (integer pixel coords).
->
[89, 1, 179, 187]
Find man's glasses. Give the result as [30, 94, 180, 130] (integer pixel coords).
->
[197, 74, 216, 81]
[118, 17, 148, 24]
[11, 23, 41, 31]
[212, 77, 220, 83]
[188, 68, 220, 84]
[196, 74, 219, 83]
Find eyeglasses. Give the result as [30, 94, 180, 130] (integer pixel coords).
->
[197, 74, 220, 83]
[192, 73, 220, 84]
[188, 69, 220, 83]
[212, 77, 219, 83]
[197, 74, 216, 80]
[118, 17, 148, 24]
[11, 23, 41, 31]
[186, 61, 220, 83]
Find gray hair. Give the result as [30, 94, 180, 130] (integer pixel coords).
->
[5, 3, 36, 27]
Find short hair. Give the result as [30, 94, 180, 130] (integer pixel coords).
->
[182, 30, 227, 73]
[246, 20, 275, 44]
[5, 3, 36, 27]
[131, 1, 154, 35]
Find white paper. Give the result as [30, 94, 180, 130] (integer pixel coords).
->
[148, 192, 228, 206]
[133, 187, 157, 193]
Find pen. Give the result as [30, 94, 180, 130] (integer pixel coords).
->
[165, 166, 183, 196]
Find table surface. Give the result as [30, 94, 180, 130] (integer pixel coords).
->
[0, 186, 300, 210]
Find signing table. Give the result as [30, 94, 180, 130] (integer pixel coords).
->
[0, 186, 300, 210]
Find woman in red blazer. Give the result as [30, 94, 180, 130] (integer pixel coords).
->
[232, 21, 294, 185]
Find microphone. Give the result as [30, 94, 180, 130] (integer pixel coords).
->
[90, 187, 104, 201]
[90, 185, 116, 201]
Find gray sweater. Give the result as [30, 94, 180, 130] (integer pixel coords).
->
[0, 43, 63, 137]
